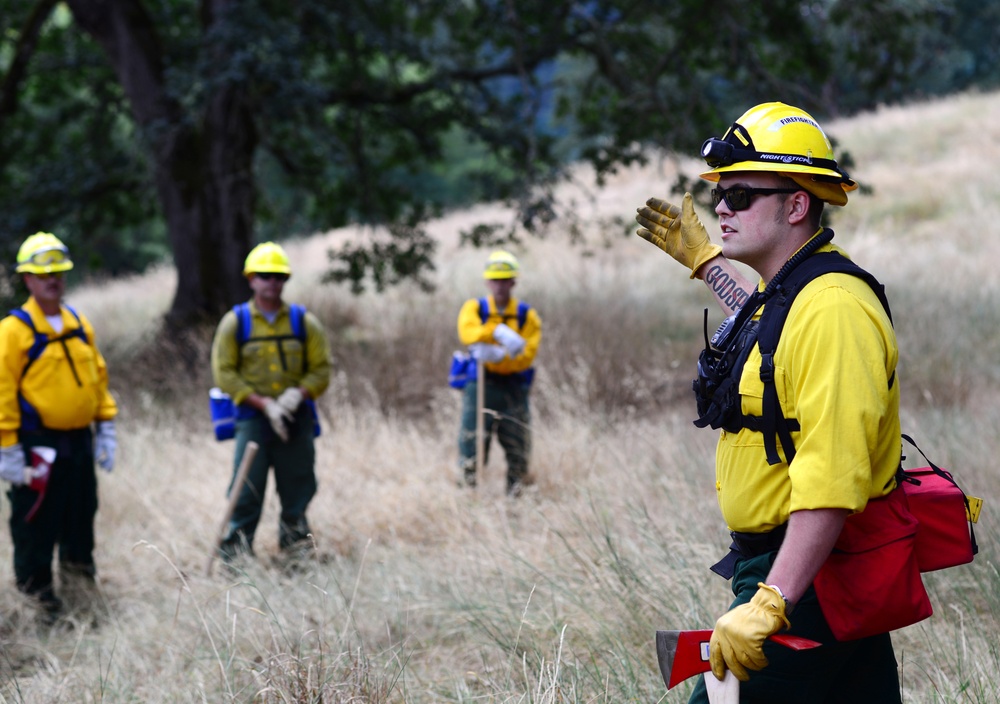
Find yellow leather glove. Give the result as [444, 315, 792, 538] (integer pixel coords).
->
[635, 192, 722, 279]
[709, 583, 791, 682]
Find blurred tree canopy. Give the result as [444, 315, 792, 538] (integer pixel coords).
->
[1, 0, 997, 325]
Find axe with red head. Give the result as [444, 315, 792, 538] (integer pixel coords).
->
[655, 629, 821, 690]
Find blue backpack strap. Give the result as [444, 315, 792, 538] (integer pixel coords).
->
[233, 301, 310, 380]
[9, 305, 91, 432]
[289, 303, 306, 341]
[290, 303, 309, 373]
[62, 304, 90, 345]
[480, 297, 531, 330]
[473, 298, 535, 386]
[9, 308, 48, 365]
[234, 303, 251, 344]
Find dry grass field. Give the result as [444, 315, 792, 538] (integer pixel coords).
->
[1, 91, 998, 703]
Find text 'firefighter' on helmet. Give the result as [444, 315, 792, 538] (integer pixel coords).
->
[699, 102, 858, 206]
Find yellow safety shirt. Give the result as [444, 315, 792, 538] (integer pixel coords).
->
[715, 242, 900, 533]
[457, 295, 542, 375]
[0, 297, 117, 447]
[211, 301, 331, 406]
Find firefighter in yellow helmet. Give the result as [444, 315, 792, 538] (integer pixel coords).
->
[0, 232, 118, 622]
[210, 242, 331, 562]
[455, 250, 542, 495]
[636, 104, 906, 702]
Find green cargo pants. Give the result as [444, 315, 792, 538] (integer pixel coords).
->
[688, 551, 901, 704]
[220, 404, 317, 559]
[458, 374, 531, 492]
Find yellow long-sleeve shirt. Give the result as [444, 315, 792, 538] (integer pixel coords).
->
[0, 297, 117, 447]
[211, 301, 331, 405]
[457, 295, 541, 375]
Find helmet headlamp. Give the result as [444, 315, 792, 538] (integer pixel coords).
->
[701, 120, 850, 181]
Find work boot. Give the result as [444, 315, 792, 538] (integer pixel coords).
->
[459, 467, 477, 488]
[219, 532, 255, 563]
[507, 469, 531, 497]
[60, 562, 105, 626]
[17, 572, 63, 625]
[31, 589, 64, 626]
[279, 516, 312, 551]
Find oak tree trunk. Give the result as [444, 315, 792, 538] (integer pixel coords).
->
[66, 0, 255, 327]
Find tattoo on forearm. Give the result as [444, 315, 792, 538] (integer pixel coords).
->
[705, 265, 751, 312]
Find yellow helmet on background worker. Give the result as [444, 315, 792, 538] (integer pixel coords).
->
[15, 232, 74, 274]
[699, 102, 858, 206]
[243, 242, 291, 277]
[483, 250, 520, 279]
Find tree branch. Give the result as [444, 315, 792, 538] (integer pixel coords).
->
[0, 0, 60, 124]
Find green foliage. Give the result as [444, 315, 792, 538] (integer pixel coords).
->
[1, 0, 999, 305]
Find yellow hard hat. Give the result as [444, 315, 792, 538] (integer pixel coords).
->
[699, 102, 858, 206]
[243, 242, 291, 276]
[483, 250, 520, 279]
[16, 232, 74, 274]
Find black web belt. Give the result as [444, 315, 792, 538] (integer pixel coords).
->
[710, 523, 788, 579]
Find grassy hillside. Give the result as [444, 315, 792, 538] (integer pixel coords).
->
[1, 91, 998, 702]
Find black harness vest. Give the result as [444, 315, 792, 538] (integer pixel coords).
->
[692, 229, 893, 465]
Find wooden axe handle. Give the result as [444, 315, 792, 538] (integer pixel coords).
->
[205, 441, 259, 576]
[704, 670, 740, 704]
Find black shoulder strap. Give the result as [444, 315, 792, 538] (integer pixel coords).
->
[756, 250, 893, 465]
[900, 433, 978, 557]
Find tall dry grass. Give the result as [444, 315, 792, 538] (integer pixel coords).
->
[1, 91, 999, 702]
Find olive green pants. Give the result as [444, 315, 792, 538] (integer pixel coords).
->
[458, 376, 531, 491]
[688, 551, 901, 704]
[220, 405, 317, 559]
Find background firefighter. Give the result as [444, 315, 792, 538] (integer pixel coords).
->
[0, 232, 118, 622]
[456, 250, 542, 496]
[210, 242, 331, 562]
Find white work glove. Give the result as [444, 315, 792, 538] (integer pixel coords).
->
[469, 343, 507, 364]
[94, 420, 117, 473]
[262, 398, 293, 442]
[277, 387, 305, 414]
[492, 323, 526, 357]
[0, 444, 27, 485]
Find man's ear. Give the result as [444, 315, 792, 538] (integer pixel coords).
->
[787, 191, 812, 225]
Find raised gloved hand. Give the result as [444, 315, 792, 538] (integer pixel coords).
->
[263, 398, 293, 442]
[469, 343, 507, 364]
[0, 444, 27, 485]
[709, 583, 792, 682]
[492, 323, 526, 357]
[635, 192, 722, 279]
[277, 387, 304, 414]
[94, 420, 117, 473]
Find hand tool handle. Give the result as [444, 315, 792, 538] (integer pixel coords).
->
[205, 441, 259, 576]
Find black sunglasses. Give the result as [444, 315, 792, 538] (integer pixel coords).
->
[255, 272, 289, 282]
[711, 185, 800, 211]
